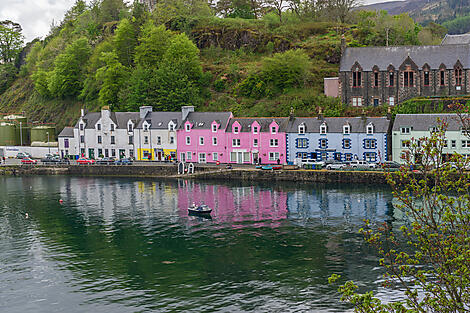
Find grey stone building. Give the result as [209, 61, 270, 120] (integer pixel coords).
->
[339, 44, 470, 106]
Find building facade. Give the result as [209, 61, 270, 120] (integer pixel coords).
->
[392, 113, 470, 163]
[58, 127, 77, 158]
[339, 44, 470, 106]
[75, 107, 139, 159]
[134, 106, 181, 161]
[286, 116, 391, 163]
[176, 108, 232, 164]
[226, 118, 288, 164]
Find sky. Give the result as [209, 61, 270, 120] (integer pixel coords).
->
[1, 0, 394, 43]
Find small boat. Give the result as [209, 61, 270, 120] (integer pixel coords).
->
[188, 204, 212, 215]
[261, 165, 282, 170]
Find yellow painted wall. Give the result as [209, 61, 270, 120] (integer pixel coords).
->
[137, 148, 176, 161]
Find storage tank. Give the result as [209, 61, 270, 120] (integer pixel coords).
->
[16, 125, 31, 146]
[0, 123, 19, 146]
[31, 126, 56, 143]
[3, 114, 27, 125]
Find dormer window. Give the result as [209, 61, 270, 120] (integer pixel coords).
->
[212, 124, 217, 132]
[320, 123, 327, 134]
[271, 126, 276, 134]
[144, 124, 149, 131]
[234, 126, 239, 134]
[128, 123, 133, 132]
[110, 124, 115, 131]
[97, 124, 101, 131]
[185, 123, 191, 132]
[366, 123, 374, 134]
[169, 122, 175, 132]
[343, 124, 350, 135]
[253, 126, 259, 134]
[80, 123, 84, 131]
[298, 124, 305, 134]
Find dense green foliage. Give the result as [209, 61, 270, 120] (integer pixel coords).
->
[442, 13, 470, 34]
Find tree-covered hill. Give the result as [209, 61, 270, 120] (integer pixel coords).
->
[0, 0, 448, 131]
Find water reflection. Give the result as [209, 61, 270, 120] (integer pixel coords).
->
[0, 176, 394, 313]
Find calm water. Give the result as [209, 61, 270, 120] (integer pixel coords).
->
[0, 176, 396, 312]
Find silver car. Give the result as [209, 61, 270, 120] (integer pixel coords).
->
[326, 162, 346, 170]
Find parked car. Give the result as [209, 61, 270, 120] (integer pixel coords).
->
[297, 158, 325, 169]
[326, 161, 346, 170]
[381, 161, 401, 169]
[348, 160, 376, 169]
[96, 157, 115, 165]
[16, 152, 31, 159]
[41, 155, 60, 164]
[76, 158, 95, 165]
[21, 157, 37, 165]
[114, 158, 133, 165]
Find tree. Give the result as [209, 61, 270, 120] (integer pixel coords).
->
[153, 0, 212, 25]
[162, 33, 202, 82]
[0, 20, 24, 64]
[265, 0, 290, 22]
[114, 18, 137, 67]
[215, 0, 262, 18]
[134, 22, 171, 68]
[330, 117, 470, 312]
[95, 51, 129, 108]
[47, 37, 91, 98]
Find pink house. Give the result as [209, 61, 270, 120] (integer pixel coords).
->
[226, 118, 288, 164]
[177, 106, 233, 163]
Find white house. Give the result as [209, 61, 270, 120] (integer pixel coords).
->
[58, 127, 77, 158]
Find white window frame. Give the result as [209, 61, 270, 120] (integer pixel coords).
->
[198, 153, 206, 163]
[320, 139, 327, 149]
[343, 125, 350, 134]
[232, 139, 241, 147]
[253, 138, 258, 147]
[234, 126, 239, 134]
[253, 126, 259, 134]
[462, 140, 470, 148]
[298, 124, 305, 134]
[212, 124, 217, 133]
[185, 123, 191, 132]
[144, 136, 149, 144]
[213, 153, 218, 161]
[186, 151, 192, 160]
[271, 126, 277, 134]
[170, 136, 174, 144]
[320, 123, 327, 134]
[186, 136, 191, 145]
[168, 123, 175, 132]
[212, 137, 217, 146]
[110, 124, 115, 131]
[343, 139, 351, 149]
[270, 138, 279, 147]
[199, 137, 205, 145]
[389, 97, 395, 106]
[401, 127, 410, 134]
[366, 123, 374, 135]
[269, 152, 280, 161]
[157, 136, 162, 145]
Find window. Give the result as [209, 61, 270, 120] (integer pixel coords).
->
[444, 140, 448, 148]
[462, 140, 470, 148]
[401, 140, 410, 148]
[298, 124, 305, 134]
[320, 123, 327, 134]
[199, 153, 206, 163]
[80, 123, 84, 131]
[440, 70, 445, 86]
[212, 124, 217, 132]
[345, 153, 352, 161]
[185, 124, 191, 131]
[155, 136, 160, 145]
[296, 152, 308, 159]
[296, 138, 308, 148]
[352, 97, 362, 106]
[343, 139, 351, 149]
[374, 72, 379, 87]
[186, 136, 190, 145]
[129, 150, 134, 158]
[98, 148, 103, 157]
[424, 71, 430, 86]
[128, 124, 133, 132]
[271, 126, 277, 134]
[186, 151, 192, 160]
[212, 137, 217, 146]
[253, 138, 258, 147]
[373, 98, 379, 106]
[111, 149, 116, 157]
[270, 139, 279, 147]
[144, 136, 149, 144]
[343, 125, 350, 134]
[80, 135, 84, 143]
[319, 139, 327, 149]
[269, 152, 280, 161]
[97, 135, 102, 144]
[366, 124, 374, 134]
[111, 136, 115, 144]
[389, 72, 394, 87]
[253, 126, 259, 134]
[455, 68, 463, 86]
[401, 127, 410, 134]
[364, 139, 376, 149]
[170, 136, 175, 144]
[213, 153, 218, 161]
[105, 149, 109, 157]
[128, 136, 133, 144]
[452, 140, 456, 148]
[232, 139, 241, 147]
[110, 124, 115, 131]
[234, 126, 239, 134]
[169, 124, 175, 132]
[198, 137, 204, 145]
[364, 152, 376, 162]
[64, 139, 69, 148]
[352, 70, 362, 87]
[389, 97, 395, 106]
[97, 124, 101, 131]
[144, 124, 149, 131]
[404, 70, 414, 87]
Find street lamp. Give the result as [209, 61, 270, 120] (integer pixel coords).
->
[46, 132, 50, 155]
[19, 122, 22, 146]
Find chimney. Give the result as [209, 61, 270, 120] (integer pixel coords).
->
[182, 106, 195, 121]
[101, 105, 111, 119]
[317, 107, 324, 120]
[387, 106, 392, 120]
[139, 106, 153, 119]
[289, 106, 295, 121]
[81, 108, 85, 117]
[341, 35, 346, 56]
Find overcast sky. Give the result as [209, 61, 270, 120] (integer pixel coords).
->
[1, 0, 391, 43]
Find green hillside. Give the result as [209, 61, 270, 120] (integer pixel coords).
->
[0, 0, 448, 131]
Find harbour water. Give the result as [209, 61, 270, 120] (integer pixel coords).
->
[0, 176, 396, 312]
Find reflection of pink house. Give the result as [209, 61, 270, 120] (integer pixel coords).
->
[226, 118, 288, 164]
[176, 106, 232, 163]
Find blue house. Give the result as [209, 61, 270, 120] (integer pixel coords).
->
[286, 115, 391, 163]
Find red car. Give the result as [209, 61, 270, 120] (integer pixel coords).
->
[76, 158, 95, 165]
[21, 157, 37, 164]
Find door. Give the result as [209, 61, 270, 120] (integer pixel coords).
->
[253, 152, 258, 164]
[88, 148, 95, 159]
[157, 150, 163, 161]
[237, 152, 243, 164]
[180, 152, 186, 162]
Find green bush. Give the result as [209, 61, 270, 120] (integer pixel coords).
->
[213, 79, 226, 92]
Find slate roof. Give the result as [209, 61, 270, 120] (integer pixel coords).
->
[226, 117, 289, 133]
[340, 44, 470, 71]
[286, 116, 391, 133]
[181, 112, 232, 130]
[441, 34, 470, 45]
[136, 111, 182, 129]
[392, 114, 464, 132]
[75, 112, 140, 129]
[58, 127, 74, 137]
[75, 112, 100, 129]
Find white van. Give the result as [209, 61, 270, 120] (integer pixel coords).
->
[349, 160, 377, 169]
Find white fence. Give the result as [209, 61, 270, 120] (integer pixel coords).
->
[0, 146, 59, 159]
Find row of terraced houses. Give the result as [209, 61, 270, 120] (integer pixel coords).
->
[58, 106, 470, 165]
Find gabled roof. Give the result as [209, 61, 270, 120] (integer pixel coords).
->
[286, 117, 391, 133]
[75, 112, 100, 129]
[181, 112, 232, 130]
[58, 127, 74, 137]
[136, 111, 182, 129]
[392, 114, 464, 132]
[441, 34, 470, 45]
[75, 112, 140, 129]
[340, 44, 470, 71]
[226, 117, 289, 133]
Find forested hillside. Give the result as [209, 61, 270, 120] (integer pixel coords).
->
[0, 0, 449, 131]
